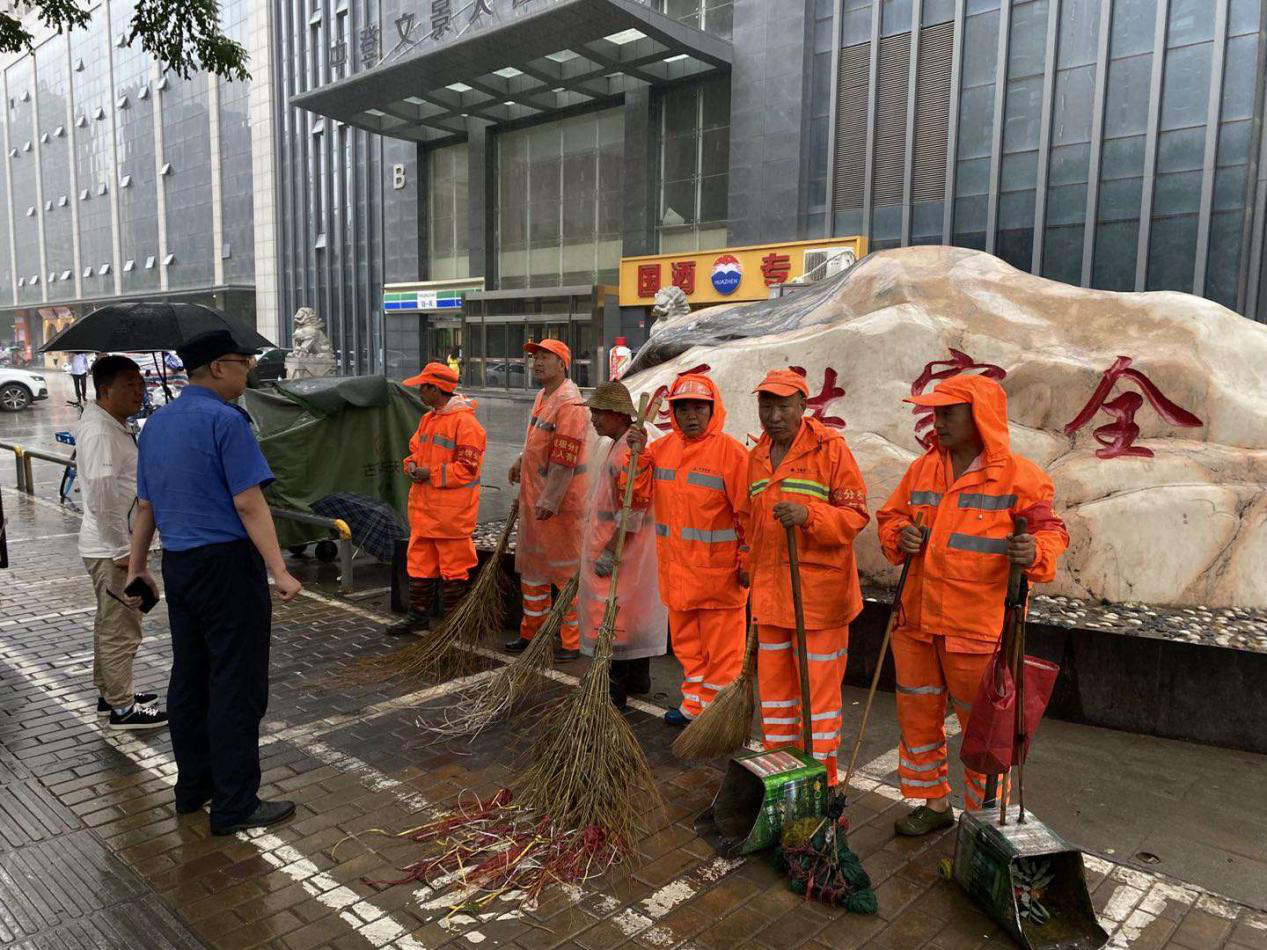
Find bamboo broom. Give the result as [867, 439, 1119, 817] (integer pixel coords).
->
[515, 391, 665, 850]
[428, 572, 580, 738]
[672, 614, 758, 760]
[352, 500, 519, 684]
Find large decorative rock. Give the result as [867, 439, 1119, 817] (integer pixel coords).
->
[624, 246, 1267, 609]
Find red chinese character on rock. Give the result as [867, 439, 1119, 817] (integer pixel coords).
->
[637, 263, 661, 298]
[670, 260, 696, 295]
[761, 253, 792, 286]
[789, 366, 846, 429]
[651, 363, 712, 431]
[1063, 356, 1203, 459]
[910, 349, 1008, 450]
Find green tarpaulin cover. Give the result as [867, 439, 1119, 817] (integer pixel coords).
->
[239, 376, 424, 549]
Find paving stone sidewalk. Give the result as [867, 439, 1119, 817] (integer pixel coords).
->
[2, 487, 1266, 950]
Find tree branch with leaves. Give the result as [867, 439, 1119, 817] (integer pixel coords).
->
[0, 0, 249, 81]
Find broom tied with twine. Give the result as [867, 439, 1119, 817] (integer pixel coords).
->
[352, 500, 520, 685]
[514, 390, 666, 851]
[427, 572, 579, 738]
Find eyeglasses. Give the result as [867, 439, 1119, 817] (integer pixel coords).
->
[216, 357, 257, 369]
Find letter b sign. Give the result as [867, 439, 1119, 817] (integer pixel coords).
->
[392, 163, 407, 190]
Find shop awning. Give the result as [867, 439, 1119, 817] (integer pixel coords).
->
[291, 0, 732, 144]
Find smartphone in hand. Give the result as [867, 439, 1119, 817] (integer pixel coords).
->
[106, 578, 160, 613]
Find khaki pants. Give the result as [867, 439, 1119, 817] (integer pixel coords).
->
[84, 558, 143, 709]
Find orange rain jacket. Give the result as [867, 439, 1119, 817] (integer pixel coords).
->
[876, 374, 1069, 645]
[403, 394, 486, 540]
[515, 379, 590, 578]
[631, 374, 750, 611]
[744, 417, 870, 630]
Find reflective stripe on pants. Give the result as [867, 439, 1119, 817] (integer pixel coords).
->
[669, 606, 746, 719]
[756, 622, 849, 786]
[520, 578, 579, 649]
[891, 626, 1009, 808]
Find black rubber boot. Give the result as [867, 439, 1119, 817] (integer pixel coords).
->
[387, 578, 437, 636]
[440, 578, 468, 618]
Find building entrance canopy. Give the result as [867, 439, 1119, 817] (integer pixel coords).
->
[291, 0, 732, 144]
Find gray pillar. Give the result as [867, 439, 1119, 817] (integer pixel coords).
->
[726, 0, 813, 246]
[622, 81, 656, 257]
[466, 119, 496, 281]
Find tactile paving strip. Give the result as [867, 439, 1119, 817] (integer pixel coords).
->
[0, 779, 83, 850]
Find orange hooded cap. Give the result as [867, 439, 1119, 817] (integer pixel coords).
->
[667, 373, 727, 439]
[905, 374, 1011, 464]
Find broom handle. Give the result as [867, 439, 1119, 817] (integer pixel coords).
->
[784, 525, 814, 757]
[999, 516, 1027, 827]
[842, 514, 925, 792]
[601, 392, 665, 612]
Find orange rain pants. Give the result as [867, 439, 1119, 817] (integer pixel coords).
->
[520, 580, 579, 650]
[757, 623, 849, 785]
[671, 607, 746, 719]
[892, 626, 1009, 808]
[409, 538, 478, 582]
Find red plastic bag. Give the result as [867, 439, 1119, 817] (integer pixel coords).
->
[960, 647, 1060, 775]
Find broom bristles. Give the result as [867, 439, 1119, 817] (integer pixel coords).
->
[671, 618, 759, 761]
[426, 573, 578, 737]
[516, 610, 663, 850]
[349, 501, 519, 685]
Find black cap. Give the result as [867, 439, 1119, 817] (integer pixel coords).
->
[176, 330, 258, 371]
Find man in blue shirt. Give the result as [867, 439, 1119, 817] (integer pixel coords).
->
[126, 329, 302, 836]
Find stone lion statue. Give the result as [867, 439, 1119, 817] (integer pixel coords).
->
[651, 286, 691, 322]
[292, 307, 334, 356]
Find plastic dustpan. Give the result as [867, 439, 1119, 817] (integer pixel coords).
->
[694, 748, 829, 857]
[941, 807, 1108, 950]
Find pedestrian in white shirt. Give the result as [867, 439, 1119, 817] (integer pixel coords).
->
[68, 352, 91, 405]
[78, 356, 168, 730]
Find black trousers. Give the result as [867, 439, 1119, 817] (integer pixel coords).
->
[162, 539, 271, 829]
[71, 373, 88, 402]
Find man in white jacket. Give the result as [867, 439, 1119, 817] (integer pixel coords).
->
[78, 356, 168, 730]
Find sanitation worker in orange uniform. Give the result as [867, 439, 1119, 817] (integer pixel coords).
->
[579, 382, 667, 710]
[386, 362, 486, 637]
[744, 369, 869, 785]
[506, 339, 589, 661]
[876, 374, 1068, 836]
[625, 373, 750, 727]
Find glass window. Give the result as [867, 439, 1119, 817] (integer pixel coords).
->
[496, 109, 622, 289]
[657, 79, 730, 252]
[428, 145, 470, 280]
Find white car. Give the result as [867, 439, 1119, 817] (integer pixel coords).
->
[0, 367, 49, 411]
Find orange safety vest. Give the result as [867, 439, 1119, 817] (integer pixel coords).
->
[403, 395, 486, 539]
[876, 377, 1069, 644]
[515, 379, 589, 578]
[634, 374, 750, 612]
[744, 417, 869, 629]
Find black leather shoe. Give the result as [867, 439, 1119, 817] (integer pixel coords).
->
[211, 799, 296, 836]
[504, 637, 531, 653]
[554, 647, 581, 663]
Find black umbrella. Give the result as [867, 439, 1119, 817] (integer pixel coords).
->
[40, 302, 274, 354]
[310, 492, 408, 563]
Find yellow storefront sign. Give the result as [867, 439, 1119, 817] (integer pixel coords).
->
[618, 236, 866, 308]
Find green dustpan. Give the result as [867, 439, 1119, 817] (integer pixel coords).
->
[694, 748, 830, 856]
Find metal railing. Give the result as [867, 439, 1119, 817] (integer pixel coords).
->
[1, 440, 358, 594]
[268, 507, 356, 595]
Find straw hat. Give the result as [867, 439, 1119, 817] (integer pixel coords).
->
[585, 381, 637, 418]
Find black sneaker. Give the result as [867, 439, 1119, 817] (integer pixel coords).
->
[211, 799, 296, 836]
[98, 692, 159, 717]
[108, 704, 169, 731]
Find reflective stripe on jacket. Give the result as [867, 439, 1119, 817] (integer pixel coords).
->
[744, 417, 869, 629]
[633, 374, 750, 612]
[876, 376, 1069, 643]
[404, 395, 485, 539]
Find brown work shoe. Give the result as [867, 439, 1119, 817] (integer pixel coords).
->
[894, 804, 956, 837]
